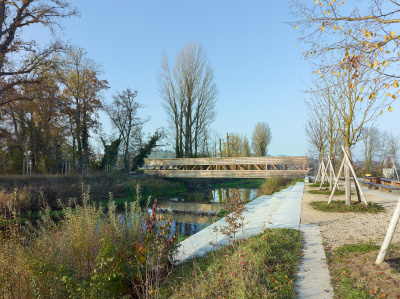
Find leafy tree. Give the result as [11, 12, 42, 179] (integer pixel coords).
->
[131, 131, 163, 170]
[251, 122, 272, 157]
[100, 137, 121, 170]
[0, 0, 78, 106]
[0, 75, 68, 173]
[52, 46, 108, 169]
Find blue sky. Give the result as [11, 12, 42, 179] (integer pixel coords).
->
[28, 0, 400, 157]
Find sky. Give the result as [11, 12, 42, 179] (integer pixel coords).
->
[28, 0, 400, 157]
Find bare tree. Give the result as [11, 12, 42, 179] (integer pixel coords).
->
[290, 0, 400, 110]
[104, 88, 149, 172]
[158, 41, 218, 158]
[223, 133, 243, 157]
[307, 53, 383, 204]
[242, 136, 251, 157]
[378, 130, 390, 171]
[304, 111, 328, 160]
[306, 78, 342, 190]
[387, 133, 400, 164]
[361, 126, 381, 174]
[251, 122, 272, 157]
[0, 0, 78, 106]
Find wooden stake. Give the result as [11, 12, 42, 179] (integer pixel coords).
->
[315, 161, 323, 182]
[328, 158, 345, 204]
[376, 196, 400, 264]
[328, 157, 339, 190]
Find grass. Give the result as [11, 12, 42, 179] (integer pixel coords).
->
[309, 182, 330, 188]
[210, 178, 265, 189]
[330, 267, 373, 298]
[258, 177, 302, 196]
[310, 200, 384, 213]
[161, 228, 302, 298]
[325, 243, 400, 298]
[335, 243, 380, 255]
[308, 189, 346, 195]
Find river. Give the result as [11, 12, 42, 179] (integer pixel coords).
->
[151, 187, 259, 237]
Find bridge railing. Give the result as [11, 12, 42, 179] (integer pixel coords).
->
[143, 156, 309, 179]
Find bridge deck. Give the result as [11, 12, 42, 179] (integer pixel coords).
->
[144, 156, 308, 178]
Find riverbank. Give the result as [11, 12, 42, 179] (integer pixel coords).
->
[0, 174, 187, 214]
[0, 180, 304, 298]
[302, 182, 400, 297]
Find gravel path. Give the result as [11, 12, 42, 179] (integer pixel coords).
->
[301, 182, 400, 249]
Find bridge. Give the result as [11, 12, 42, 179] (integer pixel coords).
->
[143, 156, 308, 178]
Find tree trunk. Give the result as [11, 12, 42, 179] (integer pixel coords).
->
[329, 161, 333, 191]
[344, 145, 352, 205]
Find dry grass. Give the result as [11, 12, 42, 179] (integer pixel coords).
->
[0, 185, 179, 298]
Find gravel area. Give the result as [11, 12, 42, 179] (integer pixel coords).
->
[301, 182, 400, 249]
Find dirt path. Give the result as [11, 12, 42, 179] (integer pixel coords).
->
[301, 183, 400, 249]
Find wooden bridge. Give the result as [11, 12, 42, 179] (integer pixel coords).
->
[143, 156, 309, 178]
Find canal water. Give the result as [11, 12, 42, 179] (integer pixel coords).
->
[152, 187, 259, 237]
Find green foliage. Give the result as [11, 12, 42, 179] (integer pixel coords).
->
[217, 209, 228, 217]
[100, 137, 121, 169]
[310, 200, 384, 213]
[131, 130, 162, 170]
[7, 145, 24, 174]
[162, 228, 302, 298]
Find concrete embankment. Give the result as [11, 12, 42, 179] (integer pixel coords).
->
[175, 182, 334, 298]
[175, 182, 304, 261]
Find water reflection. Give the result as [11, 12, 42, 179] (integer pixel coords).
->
[153, 187, 258, 237]
[160, 187, 258, 204]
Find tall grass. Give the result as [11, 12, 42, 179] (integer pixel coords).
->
[258, 177, 298, 196]
[0, 184, 178, 298]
